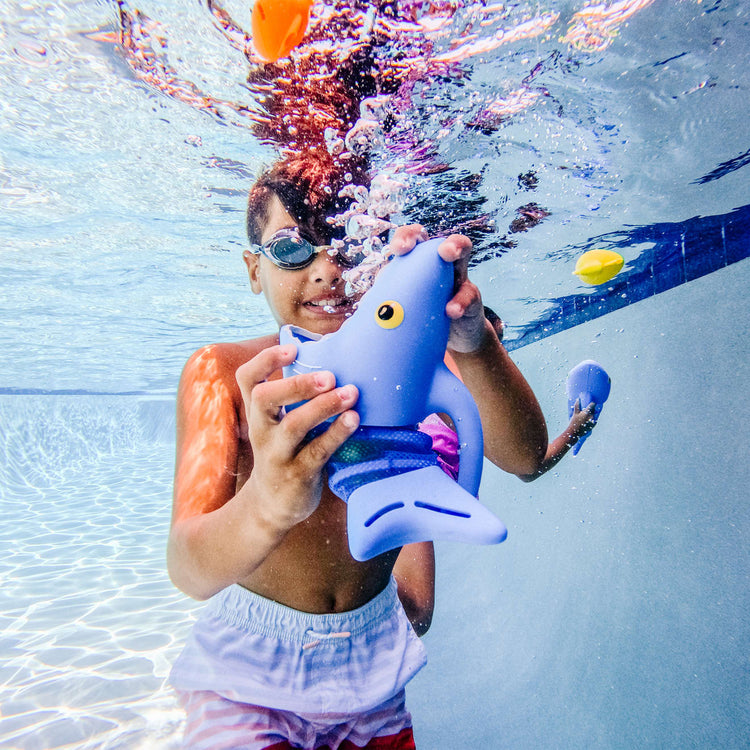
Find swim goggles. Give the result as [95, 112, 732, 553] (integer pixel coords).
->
[250, 228, 365, 270]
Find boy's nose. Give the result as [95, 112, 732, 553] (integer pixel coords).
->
[308, 251, 344, 285]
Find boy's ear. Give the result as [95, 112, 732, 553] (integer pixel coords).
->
[243, 250, 263, 294]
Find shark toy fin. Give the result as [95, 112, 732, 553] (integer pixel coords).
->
[426, 363, 484, 496]
[280, 324, 327, 386]
[279, 323, 321, 348]
[346, 465, 507, 561]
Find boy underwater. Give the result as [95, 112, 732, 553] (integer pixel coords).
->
[168, 157, 548, 749]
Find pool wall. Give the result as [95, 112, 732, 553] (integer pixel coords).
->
[507, 204, 750, 351]
[409, 258, 749, 748]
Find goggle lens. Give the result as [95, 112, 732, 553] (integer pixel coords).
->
[267, 236, 316, 268]
[330, 239, 367, 268]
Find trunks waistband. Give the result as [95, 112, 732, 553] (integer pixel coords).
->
[205, 577, 401, 643]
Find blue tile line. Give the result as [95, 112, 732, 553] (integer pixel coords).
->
[505, 203, 750, 351]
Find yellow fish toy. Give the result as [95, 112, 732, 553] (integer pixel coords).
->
[573, 249, 624, 285]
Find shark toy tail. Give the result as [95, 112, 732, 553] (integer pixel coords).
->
[346, 465, 508, 562]
[326, 425, 507, 561]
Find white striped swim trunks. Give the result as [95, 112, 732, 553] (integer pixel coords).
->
[170, 577, 427, 748]
[176, 687, 416, 749]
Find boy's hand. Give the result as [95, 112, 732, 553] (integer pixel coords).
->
[236, 344, 360, 530]
[390, 224, 486, 353]
[570, 399, 597, 439]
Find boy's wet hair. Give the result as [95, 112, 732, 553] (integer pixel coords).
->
[247, 150, 370, 245]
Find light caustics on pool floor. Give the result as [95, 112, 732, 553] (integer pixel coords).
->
[0, 397, 197, 749]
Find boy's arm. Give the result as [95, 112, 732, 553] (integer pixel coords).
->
[168, 343, 359, 600]
[447, 320, 547, 475]
[393, 542, 435, 636]
[518, 400, 596, 482]
[391, 227, 548, 476]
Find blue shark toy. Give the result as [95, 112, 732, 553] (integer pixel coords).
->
[280, 238, 507, 561]
[566, 360, 612, 455]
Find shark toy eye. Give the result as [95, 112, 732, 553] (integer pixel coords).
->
[375, 300, 404, 329]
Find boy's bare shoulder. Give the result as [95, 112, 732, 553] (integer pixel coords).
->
[186, 334, 280, 369]
[180, 334, 280, 387]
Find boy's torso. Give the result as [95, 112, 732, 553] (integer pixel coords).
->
[210, 337, 397, 615]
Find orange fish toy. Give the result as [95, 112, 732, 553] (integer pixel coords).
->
[251, 0, 314, 62]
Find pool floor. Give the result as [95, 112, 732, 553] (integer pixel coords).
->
[1, 407, 195, 750]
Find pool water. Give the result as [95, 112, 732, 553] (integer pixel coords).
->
[1, 0, 749, 748]
[3, 266, 747, 749]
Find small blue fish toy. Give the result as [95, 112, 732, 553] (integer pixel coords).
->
[566, 360, 612, 455]
[280, 238, 507, 561]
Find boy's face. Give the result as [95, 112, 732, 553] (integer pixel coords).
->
[243, 195, 359, 336]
